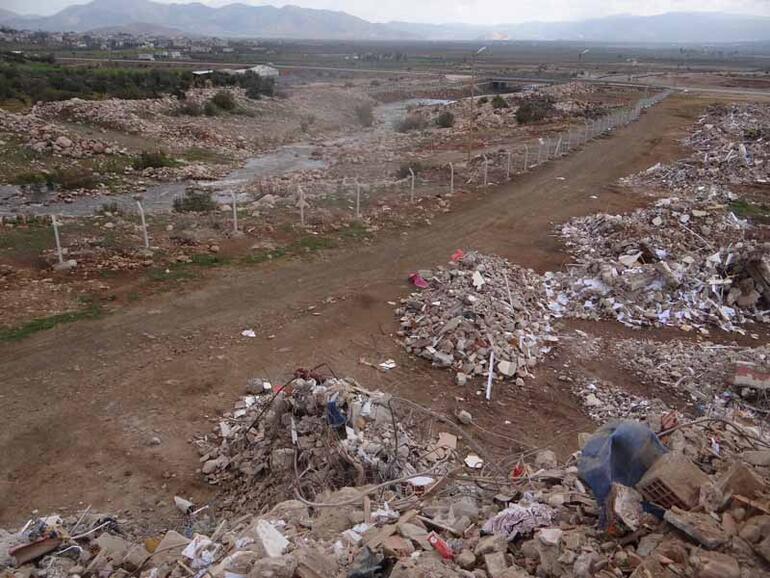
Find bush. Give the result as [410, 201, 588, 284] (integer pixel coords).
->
[210, 90, 236, 111]
[395, 162, 425, 179]
[53, 167, 98, 190]
[491, 95, 509, 109]
[177, 101, 202, 116]
[478, 96, 489, 106]
[436, 110, 455, 128]
[132, 150, 177, 170]
[515, 95, 556, 124]
[355, 103, 374, 127]
[395, 113, 427, 133]
[204, 100, 220, 116]
[12, 171, 52, 187]
[173, 189, 217, 213]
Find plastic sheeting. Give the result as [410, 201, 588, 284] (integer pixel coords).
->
[578, 421, 667, 526]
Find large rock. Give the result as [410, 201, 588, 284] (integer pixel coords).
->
[249, 555, 296, 578]
[390, 556, 462, 578]
[294, 548, 338, 578]
[475, 534, 508, 556]
[690, 551, 740, 578]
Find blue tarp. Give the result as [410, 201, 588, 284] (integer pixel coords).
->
[578, 420, 667, 526]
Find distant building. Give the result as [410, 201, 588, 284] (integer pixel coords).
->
[246, 65, 279, 78]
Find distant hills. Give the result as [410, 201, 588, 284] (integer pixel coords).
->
[1, 0, 769, 43]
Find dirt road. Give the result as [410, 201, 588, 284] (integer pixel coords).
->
[0, 95, 710, 527]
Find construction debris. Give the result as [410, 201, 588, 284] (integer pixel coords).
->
[4, 388, 770, 578]
[396, 251, 557, 384]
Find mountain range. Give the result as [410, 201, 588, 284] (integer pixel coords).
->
[2, 0, 770, 43]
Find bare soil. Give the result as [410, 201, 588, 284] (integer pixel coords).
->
[0, 93, 738, 529]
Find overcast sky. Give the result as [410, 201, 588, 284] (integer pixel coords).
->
[6, 0, 770, 23]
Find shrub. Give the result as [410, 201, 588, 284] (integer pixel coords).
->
[395, 162, 424, 179]
[203, 100, 220, 116]
[132, 150, 177, 170]
[515, 95, 556, 124]
[12, 171, 52, 187]
[53, 167, 98, 190]
[491, 95, 509, 109]
[478, 96, 489, 106]
[395, 113, 427, 133]
[355, 103, 374, 127]
[210, 90, 236, 111]
[98, 201, 122, 215]
[177, 101, 202, 116]
[436, 110, 455, 128]
[173, 189, 216, 213]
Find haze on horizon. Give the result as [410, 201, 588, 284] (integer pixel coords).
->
[5, 0, 770, 25]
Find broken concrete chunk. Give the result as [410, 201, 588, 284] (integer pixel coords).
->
[664, 507, 728, 550]
[254, 520, 289, 558]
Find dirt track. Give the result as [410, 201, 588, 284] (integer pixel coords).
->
[0, 94, 714, 527]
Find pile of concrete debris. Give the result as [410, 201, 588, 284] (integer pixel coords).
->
[547, 189, 770, 332]
[396, 251, 558, 385]
[0, 109, 122, 158]
[612, 338, 770, 408]
[194, 372, 462, 516]
[623, 103, 769, 195]
[4, 397, 770, 578]
[687, 103, 770, 186]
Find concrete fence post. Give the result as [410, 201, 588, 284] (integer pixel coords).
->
[409, 167, 415, 203]
[136, 201, 149, 249]
[51, 214, 64, 265]
[506, 150, 512, 179]
[231, 192, 238, 233]
[482, 155, 488, 187]
[298, 185, 306, 226]
[449, 162, 455, 194]
[355, 179, 361, 219]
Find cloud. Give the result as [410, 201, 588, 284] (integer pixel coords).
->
[10, 0, 770, 22]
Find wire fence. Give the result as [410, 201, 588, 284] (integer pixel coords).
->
[5, 90, 672, 261]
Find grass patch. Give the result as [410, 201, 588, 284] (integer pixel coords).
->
[339, 222, 372, 240]
[190, 254, 230, 267]
[132, 150, 179, 171]
[181, 147, 231, 164]
[0, 303, 102, 343]
[240, 247, 288, 265]
[173, 190, 217, 213]
[290, 235, 337, 253]
[0, 225, 54, 257]
[147, 265, 197, 282]
[730, 199, 770, 219]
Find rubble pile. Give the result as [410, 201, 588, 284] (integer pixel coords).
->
[547, 190, 770, 332]
[5, 398, 770, 578]
[194, 373, 459, 515]
[396, 251, 557, 384]
[687, 103, 770, 186]
[572, 377, 671, 422]
[624, 103, 770, 195]
[612, 338, 770, 407]
[0, 110, 122, 158]
[31, 90, 259, 156]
